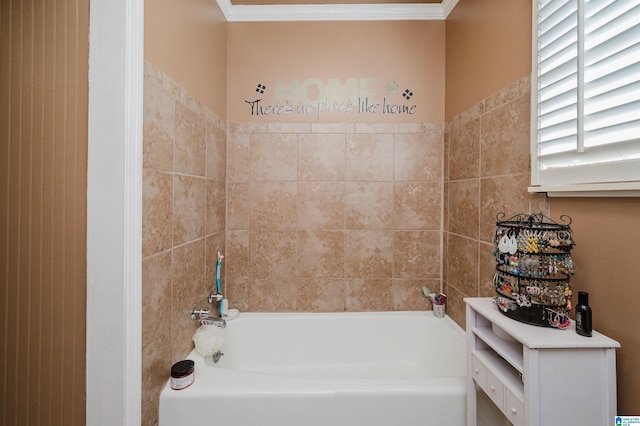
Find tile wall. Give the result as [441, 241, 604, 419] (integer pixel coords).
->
[141, 63, 542, 425]
[225, 122, 444, 313]
[142, 61, 227, 425]
[443, 75, 549, 328]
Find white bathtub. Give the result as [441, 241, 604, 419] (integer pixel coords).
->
[159, 311, 467, 426]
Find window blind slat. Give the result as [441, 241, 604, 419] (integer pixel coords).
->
[538, 135, 577, 156]
[586, 47, 640, 89]
[586, 26, 640, 69]
[585, 61, 640, 98]
[539, 0, 576, 36]
[539, 42, 577, 76]
[539, 0, 571, 21]
[585, 119, 640, 148]
[585, 100, 640, 132]
[586, 2, 638, 39]
[585, 81, 640, 117]
[538, 118, 578, 143]
[539, 11, 577, 49]
[539, 88, 577, 115]
[539, 26, 577, 60]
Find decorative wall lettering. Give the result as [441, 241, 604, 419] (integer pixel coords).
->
[243, 77, 418, 120]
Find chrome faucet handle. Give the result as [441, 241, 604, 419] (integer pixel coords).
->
[208, 292, 224, 304]
[191, 306, 211, 321]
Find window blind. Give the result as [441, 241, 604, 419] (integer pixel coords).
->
[532, 0, 640, 188]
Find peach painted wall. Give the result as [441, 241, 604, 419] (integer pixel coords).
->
[444, 0, 531, 120]
[144, 0, 227, 118]
[445, 0, 639, 414]
[550, 199, 640, 414]
[227, 21, 445, 123]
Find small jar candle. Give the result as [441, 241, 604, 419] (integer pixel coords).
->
[170, 360, 195, 390]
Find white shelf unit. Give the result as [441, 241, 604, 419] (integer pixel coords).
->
[465, 297, 619, 426]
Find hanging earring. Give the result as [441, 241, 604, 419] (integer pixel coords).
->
[498, 234, 510, 253]
[508, 234, 518, 255]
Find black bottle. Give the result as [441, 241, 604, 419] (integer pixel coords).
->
[575, 291, 592, 337]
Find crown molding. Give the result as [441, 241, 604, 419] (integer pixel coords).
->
[217, 0, 458, 21]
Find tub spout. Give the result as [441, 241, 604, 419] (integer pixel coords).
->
[202, 317, 227, 328]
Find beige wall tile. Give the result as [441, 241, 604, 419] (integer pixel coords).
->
[355, 123, 398, 134]
[141, 252, 172, 426]
[227, 132, 250, 181]
[394, 182, 441, 230]
[171, 239, 206, 362]
[393, 278, 439, 310]
[227, 182, 250, 230]
[297, 182, 345, 230]
[297, 278, 346, 311]
[448, 179, 479, 239]
[143, 76, 174, 172]
[206, 179, 226, 234]
[297, 231, 345, 278]
[480, 93, 531, 177]
[174, 102, 207, 176]
[449, 118, 480, 180]
[484, 75, 530, 113]
[206, 121, 226, 181]
[345, 182, 394, 229]
[250, 133, 298, 181]
[478, 241, 496, 298]
[393, 231, 441, 278]
[298, 134, 346, 181]
[250, 277, 297, 311]
[249, 182, 297, 230]
[451, 100, 484, 130]
[345, 230, 393, 278]
[311, 122, 355, 134]
[346, 133, 394, 181]
[226, 276, 250, 311]
[443, 283, 466, 329]
[268, 122, 311, 133]
[227, 122, 268, 134]
[249, 230, 297, 278]
[226, 230, 250, 278]
[479, 173, 530, 243]
[173, 175, 206, 246]
[394, 132, 442, 182]
[446, 234, 478, 297]
[346, 279, 394, 311]
[143, 170, 173, 257]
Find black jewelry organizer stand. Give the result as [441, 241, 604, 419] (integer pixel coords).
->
[492, 212, 576, 328]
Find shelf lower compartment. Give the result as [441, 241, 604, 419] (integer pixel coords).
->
[472, 326, 524, 374]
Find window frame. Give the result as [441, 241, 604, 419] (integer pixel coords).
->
[529, 0, 640, 197]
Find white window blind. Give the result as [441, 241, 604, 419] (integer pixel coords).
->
[531, 0, 640, 193]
